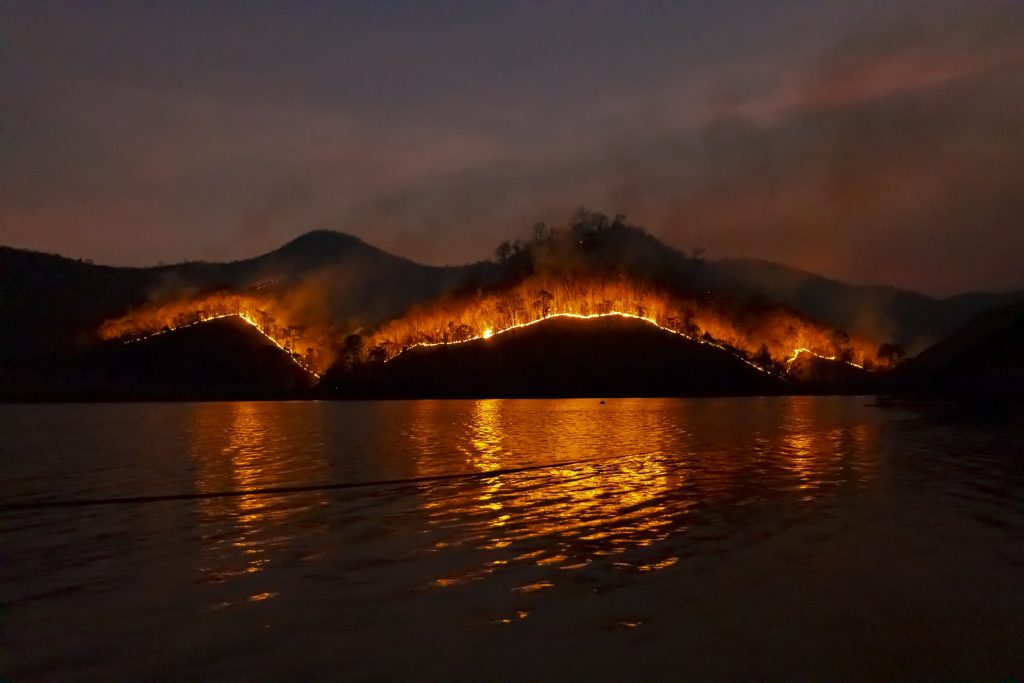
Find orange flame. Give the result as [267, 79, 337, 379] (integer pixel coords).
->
[98, 292, 332, 376]
[98, 274, 890, 381]
[365, 275, 879, 373]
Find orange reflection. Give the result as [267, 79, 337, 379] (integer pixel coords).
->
[189, 402, 329, 585]
[783, 397, 819, 493]
[410, 398, 883, 589]
[467, 399, 508, 528]
[781, 397, 880, 498]
[413, 399, 683, 584]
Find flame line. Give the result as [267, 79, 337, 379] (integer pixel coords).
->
[387, 311, 787, 377]
[784, 347, 865, 370]
[119, 313, 320, 378]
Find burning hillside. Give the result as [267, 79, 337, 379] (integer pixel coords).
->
[97, 291, 337, 376]
[325, 313, 788, 398]
[360, 274, 881, 375]
[95, 211, 906, 389]
[353, 212, 892, 376]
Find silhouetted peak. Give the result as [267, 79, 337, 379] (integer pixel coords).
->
[252, 230, 389, 272]
[276, 230, 366, 255]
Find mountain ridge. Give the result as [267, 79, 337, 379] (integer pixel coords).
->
[2, 224, 1020, 371]
[709, 256, 1023, 353]
[6, 231, 1018, 305]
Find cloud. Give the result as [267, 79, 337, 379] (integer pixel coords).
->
[2, 2, 1022, 295]
[332, 3, 1024, 294]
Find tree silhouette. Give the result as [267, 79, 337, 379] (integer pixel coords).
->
[877, 342, 906, 368]
[494, 240, 513, 262]
[367, 346, 387, 365]
[533, 290, 554, 317]
[753, 343, 772, 368]
[341, 334, 364, 370]
[496, 292, 526, 326]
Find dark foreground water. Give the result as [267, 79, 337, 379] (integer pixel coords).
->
[2, 397, 1022, 681]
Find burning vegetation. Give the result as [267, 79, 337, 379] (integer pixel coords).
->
[97, 210, 906, 385]
[353, 211, 894, 376]
[359, 276, 878, 375]
[98, 292, 337, 376]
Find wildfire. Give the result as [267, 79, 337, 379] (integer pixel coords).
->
[98, 292, 332, 377]
[364, 275, 883, 375]
[98, 274, 890, 382]
[403, 311, 780, 374]
[785, 347, 865, 370]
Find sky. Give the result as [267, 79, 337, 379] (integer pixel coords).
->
[2, 1, 1023, 296]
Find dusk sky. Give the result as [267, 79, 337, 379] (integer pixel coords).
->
[3, 1, 1022, 296]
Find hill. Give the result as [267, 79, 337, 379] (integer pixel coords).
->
[0, 317, 314, 401]
[708, 258, 1021, 355]
[0, 231, 481, 365]
[892, 301, 1024, 404]
[321, 315, 788, 399]
[5, 224, 1015, 366]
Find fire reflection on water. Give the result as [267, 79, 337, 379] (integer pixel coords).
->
[410, 398, 881, 588]
[781, 397, 879, 497]
[180, 398, 882, 602]
[412, 400, 686, 585]
[188, 402, 329, 589]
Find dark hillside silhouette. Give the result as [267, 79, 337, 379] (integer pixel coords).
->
[0, 234, 484, 366]
[1, 317, 313, 401]
[322, 315, 789, 399]
[708, 258, 1023, 355]
[891, 301, 1024, 405]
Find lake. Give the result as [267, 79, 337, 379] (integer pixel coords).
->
[2, 397, 1022, 681]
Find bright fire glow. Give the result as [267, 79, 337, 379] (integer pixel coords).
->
[785, 347, 865, 370]
[98, 274, 889, 380]
[391, 311, 778, 375]
[99, 293, 329, 377]
[365, 275, 880, 374]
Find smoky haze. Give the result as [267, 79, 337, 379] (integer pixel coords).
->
[2, 1, 1022, 296]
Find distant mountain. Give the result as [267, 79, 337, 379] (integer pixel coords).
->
[707, 258, 1022, 355]
[0, 231, 483, 363]
[893, 300, 1024, 404]
[321, 315, 787, 399]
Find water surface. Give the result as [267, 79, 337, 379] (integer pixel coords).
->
[2, 398, 1022, 681]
